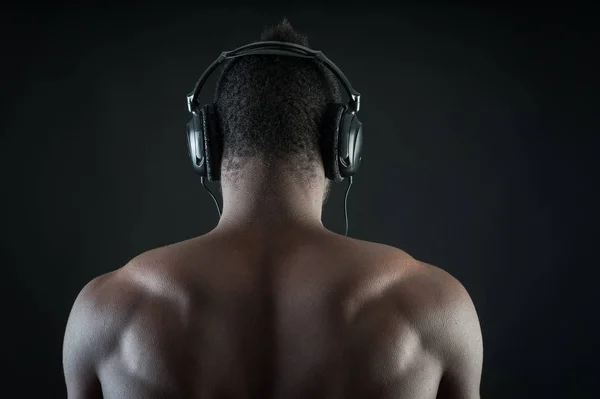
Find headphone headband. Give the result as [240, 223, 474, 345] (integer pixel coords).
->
[187, 41, 361, 114]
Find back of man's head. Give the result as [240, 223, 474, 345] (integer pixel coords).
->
[214, 18, 343, 184]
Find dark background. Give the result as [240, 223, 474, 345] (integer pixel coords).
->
[2, 3, 598, 398]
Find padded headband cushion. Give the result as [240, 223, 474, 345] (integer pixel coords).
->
[201, 104, 223, 181]
[321, 103, 347, 182]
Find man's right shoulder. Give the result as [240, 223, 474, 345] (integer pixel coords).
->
[345, 240, 483, 398]
[349, 239, 466, 302]
[384, 255, 484, 396]
[350, 240, 479, 354]
[386, 257, 475, 324]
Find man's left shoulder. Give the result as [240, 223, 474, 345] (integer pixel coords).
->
[64, 270, 142, 362]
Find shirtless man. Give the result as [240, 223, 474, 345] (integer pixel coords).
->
[63, 19, 483, 399]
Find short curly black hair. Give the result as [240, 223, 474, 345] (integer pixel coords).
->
[213, 18, 343, 185]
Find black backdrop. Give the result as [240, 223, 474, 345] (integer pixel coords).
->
[2, 3, 598, 398]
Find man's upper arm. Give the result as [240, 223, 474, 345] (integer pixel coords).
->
[63, 273, 120, 399]
[431, 267, 484, 399]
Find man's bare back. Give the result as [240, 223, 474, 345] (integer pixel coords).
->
[63, 227, 483, 399]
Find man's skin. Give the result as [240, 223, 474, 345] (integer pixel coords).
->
[63, 158, 483, 399]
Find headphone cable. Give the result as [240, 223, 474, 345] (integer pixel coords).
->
[344, 176, 353, 237]
[201, 176, 222, 218]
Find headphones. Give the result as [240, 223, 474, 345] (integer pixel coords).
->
[186, 41, 363, 234]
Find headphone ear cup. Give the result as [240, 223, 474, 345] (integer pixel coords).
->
[321, 103, 347, 182]
[338, 109, 364, 177]
[201, 104, 223, 182]
[186, 113, 207, 176]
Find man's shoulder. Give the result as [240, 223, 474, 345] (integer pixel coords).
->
[64, 269, 142, 348]
[63, 257, 197, 394]
[348, 238, 469, 303]
[66, 248, 181, 322]
[347, 240, 477, 344]
[62, 269, 142, 385]
[384, 256, 482, 368]
[394, 259, 472, 310]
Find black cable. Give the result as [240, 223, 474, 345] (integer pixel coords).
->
[343, 176, 353, 237]
[201, 176, 222, 218]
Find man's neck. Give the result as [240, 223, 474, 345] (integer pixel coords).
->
[214, 158, 326, 234]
